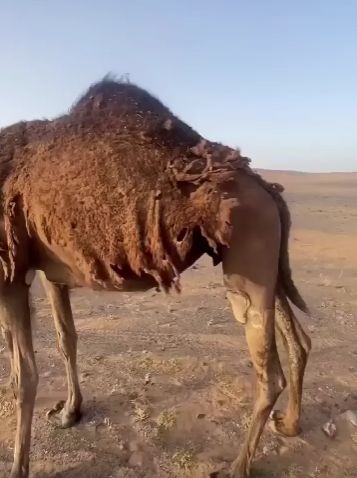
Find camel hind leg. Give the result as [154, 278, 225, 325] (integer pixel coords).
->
[0, 280, 38, 478]
[271, 291, 311, 437]
[39, 272, 82, 428]
[222, 198, 285, 477]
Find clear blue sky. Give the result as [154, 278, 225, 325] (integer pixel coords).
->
[1, 1, 356, 171]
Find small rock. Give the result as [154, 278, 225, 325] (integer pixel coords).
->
[344, 410, 357, 427]
[262, 445, 270, 455]
[144, 373, 151, 385]
[322, 420, 337, 438]
[103, 417, 112, 427]
[197, 413, 206, 419]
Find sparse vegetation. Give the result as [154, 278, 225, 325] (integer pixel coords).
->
[172, 450, 195, 470]
[156, 409, 177, 432]
[133, 404, 150, 422]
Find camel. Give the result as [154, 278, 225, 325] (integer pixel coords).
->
[0, 78, 311, 478]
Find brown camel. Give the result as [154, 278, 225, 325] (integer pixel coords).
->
[0, 78, 311, 478]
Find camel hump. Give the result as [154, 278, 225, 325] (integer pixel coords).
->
[69, 77, 201, 148]
[70, 78, 170, 119]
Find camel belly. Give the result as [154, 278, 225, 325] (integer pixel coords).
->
[33, 237, 157, 292]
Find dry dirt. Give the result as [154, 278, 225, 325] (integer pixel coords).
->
[1, 170, 357, 477]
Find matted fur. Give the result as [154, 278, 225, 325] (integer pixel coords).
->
[0, 78, 307, 310]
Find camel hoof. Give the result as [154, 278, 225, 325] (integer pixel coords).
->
[46, 400, 82, 428]
[269, 410, 301, 437]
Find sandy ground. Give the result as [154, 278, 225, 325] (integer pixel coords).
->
[1, 170, 357, 477]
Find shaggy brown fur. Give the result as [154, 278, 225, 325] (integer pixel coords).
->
[0, 78, 310, 478]
[2, 83, 234, 289]
[0, 79, 307, 312]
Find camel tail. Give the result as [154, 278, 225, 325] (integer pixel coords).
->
[268, 183, 309, 314]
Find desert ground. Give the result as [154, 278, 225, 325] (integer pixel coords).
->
[1, 170, 357, 478]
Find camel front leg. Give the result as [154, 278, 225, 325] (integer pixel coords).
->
[0, 281, 38, 478]
[40, 272, 82, 428]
